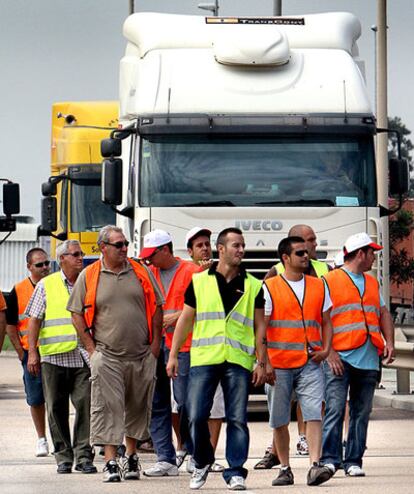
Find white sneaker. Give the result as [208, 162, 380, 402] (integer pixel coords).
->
[187, 456, 196, 473]
[36, 437, 49, 457]
[190, 464, 210, 490]
[346, 465, 365, 477]
[143, 461, 179, 477]
[227, 476, 246, 490]
[324, 463, 336, 475]
[176, 450, 188, 468]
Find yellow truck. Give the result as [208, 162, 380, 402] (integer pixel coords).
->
[41, 101, 118, 263]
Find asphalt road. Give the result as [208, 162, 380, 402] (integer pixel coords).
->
[1, 353, 414, 493]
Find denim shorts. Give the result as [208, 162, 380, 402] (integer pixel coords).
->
[266, 359, 324, 428]
[21, 350, 45, 406]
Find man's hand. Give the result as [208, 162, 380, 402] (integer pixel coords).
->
[252, 364, 266, 387]
[27, 350, 40, 376]
[163, 312, 181, 329]
[197, 259, 214, 271]
[265, 361, 275, 385]
[327, 349, 344, 376]
[16, 346, 25, 361]
[150, 339, 161, 359]
[310, 348, 329, 364]
[166, 354, 179, 379]
[382, 341, 395, 366]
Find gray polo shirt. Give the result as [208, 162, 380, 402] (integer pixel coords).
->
[67, 261, 163, 360]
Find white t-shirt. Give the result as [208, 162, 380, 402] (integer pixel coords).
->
[263, 275, 332, 316]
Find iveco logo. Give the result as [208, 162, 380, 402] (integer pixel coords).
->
[235, 220, 283, 231]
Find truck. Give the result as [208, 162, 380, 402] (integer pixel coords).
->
[41, 101, 118, 264]
[101, 12, 408, 297]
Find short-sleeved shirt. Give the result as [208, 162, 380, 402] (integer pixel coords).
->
[336, 268, 385, 371]
[25, 270, 88, 368]
[0, 290, 6, 311]
[184, 262, 264, 314]
[5, 279, 36, 325]
[67, 260, 164, 360]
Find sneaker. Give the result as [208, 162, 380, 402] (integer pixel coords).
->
[190, 464, 210, 490]
[346, 465, 365, 477]
[272, 466, 294, 486]
[296, 435, 309, 456]
[324, 463, 336, 475]
[307, 462, 334, 486]
[120, 453, 141, 480]
[227, 476, 246, 490]
[176, 450, 188, 468]
[187, 456, 196, 474]
[209, 462, 225, 473]
[103, 460, 121, 482]
[254, 450, 280, 469]
[36, 437, 49, 457]
[143, 461, 179, 477]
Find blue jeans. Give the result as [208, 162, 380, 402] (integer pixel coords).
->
[321, 360, 378, 471]
[187, 362, 250, 483]
[150, 341, 191, 463]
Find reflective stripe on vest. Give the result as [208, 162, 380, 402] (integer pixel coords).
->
[324, 269, 384, 354]
[39, 272, 78, 357]
[152, 259, 199, 352]
[14, 278, 35, 351]
[275, 259, 329, 278]
[265, 275, 324, 369]
[191, 271, 261, 371]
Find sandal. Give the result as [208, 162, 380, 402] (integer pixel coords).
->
[254, 450, 280, 470]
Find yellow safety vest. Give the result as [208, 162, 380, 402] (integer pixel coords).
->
[191, 270, 262, 371]
[39, 272, 78, 357]
[275, 259, 329, 278]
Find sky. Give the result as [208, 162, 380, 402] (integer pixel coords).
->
[1, 0, 413, 220]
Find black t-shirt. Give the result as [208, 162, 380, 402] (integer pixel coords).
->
[184, 262, 264, 315]
[5, 278, 36, 325]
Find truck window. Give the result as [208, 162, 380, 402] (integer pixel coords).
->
[139, 135, 376, 208]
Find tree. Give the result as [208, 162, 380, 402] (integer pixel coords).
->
[388, 116, 414, 287]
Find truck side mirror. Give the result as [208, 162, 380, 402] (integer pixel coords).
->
[41, 196, 58, 232]
[101, 138, 122, 158]
[389, 158, 409, 196]
[42, 181, 57, 196]
[2, 183, 20, 216]
[102, 158, 123, 205]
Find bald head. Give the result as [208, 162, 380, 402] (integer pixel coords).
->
[288, 224, 317, 259]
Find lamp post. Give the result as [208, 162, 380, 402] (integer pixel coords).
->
[273, 1, 282, 16]
[198, 1, 219, 16]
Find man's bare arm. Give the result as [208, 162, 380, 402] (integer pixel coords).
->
[5, 324, 24, 360]
[27, 317, 42, 375]
[71, 312, 96, 356]
[151, 305, 163, 359]
[166, 304, 195, 378]
[0, 311, 6, 353]
[380, 306, 395, 365]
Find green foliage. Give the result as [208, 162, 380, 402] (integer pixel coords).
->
[388, 116, 413, 170]
[389, 208, 414, 286]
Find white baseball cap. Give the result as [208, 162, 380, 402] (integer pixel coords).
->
[333, 251, 345, 267]
[139, 229, 172, 258]
[343, 232, 382, 255]
[185, 227, 212, 248]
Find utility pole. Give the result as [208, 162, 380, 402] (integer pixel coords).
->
[129, 0, 134, 15]
[273, 0, 282, 16]
[198, 1, 219, 16]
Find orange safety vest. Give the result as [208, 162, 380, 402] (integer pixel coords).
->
[265, 275, 324, 369]
[151, 259, 199, 352]
[83, 259, 157, 343]
[14, 278, 35, 350]
[324, 268, 384, 354]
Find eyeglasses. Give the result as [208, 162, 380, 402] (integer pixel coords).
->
[63, 251, 85, 258]
[33, 260, 50, 268]
[293, 249, 309, 257]
[104, 240, 129, 249]
[144, 247, 163, 264]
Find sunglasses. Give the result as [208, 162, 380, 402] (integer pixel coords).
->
[104, 240, 130, 249]
[63, 251, 85, 258]
[294, 249, 309, 257]
[33, 260, 50, 268]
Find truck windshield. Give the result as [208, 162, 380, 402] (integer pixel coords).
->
[71, 178, 116, 232]
[139, 135, 376, 207]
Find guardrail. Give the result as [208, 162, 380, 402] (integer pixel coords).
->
[384, 326, 414, 394]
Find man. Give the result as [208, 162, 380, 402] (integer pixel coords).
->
[167, 227, 269, 491]
[263, 236, 333, 487]
[256, 224, 330, 469]
[67, 225, 163, 483]
[5, 248, 50, 457]
[321, 232, 395, 477]
[185, 227, 225, 473]
[139, 229, 199, 478]
[0, 291, 6, 351]
[27, 240, 96, 475]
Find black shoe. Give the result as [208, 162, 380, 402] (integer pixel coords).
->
[122, 453, 140, 480]
[57, 462, 72, 474]
[103, 460, 121, 483]
[75, 460, 98, 474]
[272, 466, 294, 486]
[307, 463, 334, 486]
[254, 450, 280, 470]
